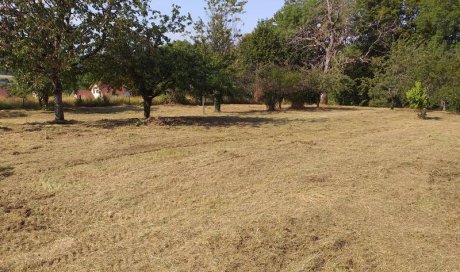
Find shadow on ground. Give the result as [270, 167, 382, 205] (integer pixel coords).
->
[426, 116, 442, 120]
[152, 116, 288, 128]
[86, 118, 142, 129]
[0, 166, 14, 180]
[21, 120, 82, 132]
[69, 106, 142, 114]
[228, 106, 358, 115]
[85, 116, 296, 129]
[0, 111, 27, 119]
[302, 106, 359, 112]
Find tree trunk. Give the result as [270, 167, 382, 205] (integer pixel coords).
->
[44, 96, 49, 110]
[202, 95, 206, 114]
[278, 97, 283, 110]
[38, 94, 49, 110]
[52, 76, 65, 122]
[320, 92, 328, 105]
[143, 96, 153, 119]
[213, 91, 221, 112]
[38, 97, 43, 109]
[267, 96, 276, 111]
[419, 108, 427, 119]
[441, 99, 446, 111]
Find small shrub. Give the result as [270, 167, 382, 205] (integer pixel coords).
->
[154, 93, 190, 105]
[406, 81, 429, 119]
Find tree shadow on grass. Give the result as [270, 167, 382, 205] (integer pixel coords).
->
[228, 105, 358, 115]
[0, 111, 27, 119]
[22, 120, 81, 132]
[425, 116, 442, 120]
[86, 118, 142, 129]
[302, 106, 359, 112]
[0, 166, 14, 180]
[150, 116, 290, 128]
[85, 115, 292, 129]
[69, 106, 142, 114]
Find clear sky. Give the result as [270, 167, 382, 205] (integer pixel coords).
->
[150, 0, 285, 40]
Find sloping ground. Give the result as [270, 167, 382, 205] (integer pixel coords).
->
[0, 105, 459, 271]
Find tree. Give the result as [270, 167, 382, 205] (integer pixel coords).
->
[254, 64, 305, 111]
[238, 20, 286, 69]
[194, 0, 247, 112]
[11, 70, 53, 110]
[406, 81, 429, 119]
[289, 0, 356, 73]
[414, 0, 460, 45]
[166, 41, 221, 109]
[93, 5, 190, 119]
[0, 0, 145, 122]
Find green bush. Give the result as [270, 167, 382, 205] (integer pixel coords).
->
[406, 81, 429, 119]
[368, 97, 389, 108]
[153, 92, 190, 105]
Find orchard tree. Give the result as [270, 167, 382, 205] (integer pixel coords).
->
[0, 0, 146, 122]
[93, 6, 190, 119]
[194, 0, 247, 112]
[167, 41, 231, 111]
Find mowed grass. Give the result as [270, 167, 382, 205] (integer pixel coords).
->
[0, 105, 459, 271]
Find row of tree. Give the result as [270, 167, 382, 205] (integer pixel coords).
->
[238, 0, 459, 112]
[1, 0, 459, 122]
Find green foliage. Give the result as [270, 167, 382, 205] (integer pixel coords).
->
[167, 41, 238, 105]
[414, 0, 460, 44]
[319, 72, 355, 105]
[0, 0, 148, 121]
[194, 0, 247, 57]
[238, 20, 286, 69]
[90, 5, 190, 118]
[254, 64, 306, 110]
[406, 81, 429, 118]
[274, 0, 319, 31]
[10, 70, 53, 110]
[369, 40, 460, 111]
[194, 0, 248, 111]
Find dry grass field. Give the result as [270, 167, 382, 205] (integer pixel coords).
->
[0, 104, 459, 271]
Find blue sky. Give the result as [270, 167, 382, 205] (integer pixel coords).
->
[150, 0, 285, 40]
